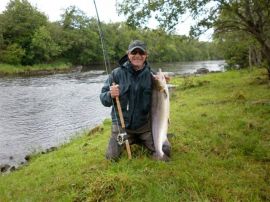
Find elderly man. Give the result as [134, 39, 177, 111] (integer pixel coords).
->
[100, 40, 170, 161]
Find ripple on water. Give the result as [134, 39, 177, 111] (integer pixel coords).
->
[0, 71, 110, 166]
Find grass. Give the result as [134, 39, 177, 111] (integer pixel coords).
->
[0, 68, 269, 201]
[0, 62, 72, 76]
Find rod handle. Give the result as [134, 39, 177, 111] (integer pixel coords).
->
[112, 82, 125, 128]
[112, 82, 132, 159]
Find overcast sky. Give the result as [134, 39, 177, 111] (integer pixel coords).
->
[0, 0, 212, 41]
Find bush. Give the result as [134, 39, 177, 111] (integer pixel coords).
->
[0, 43, 25, 65]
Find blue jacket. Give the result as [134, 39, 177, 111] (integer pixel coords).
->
[100, 55, 152, 130]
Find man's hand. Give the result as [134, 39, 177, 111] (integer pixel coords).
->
[110, 84, 120, 98]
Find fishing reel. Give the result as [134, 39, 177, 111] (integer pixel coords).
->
[116, 133, 127, 145]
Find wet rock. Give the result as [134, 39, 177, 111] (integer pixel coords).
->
[10, 166, 16, 172]
[25, 155, 31, 161]
[0, 164, 10, 172]
[47, 146, 57, 153]
[196, 68, 209, 74]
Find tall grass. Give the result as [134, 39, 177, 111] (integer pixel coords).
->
[0, 68, 269, 201]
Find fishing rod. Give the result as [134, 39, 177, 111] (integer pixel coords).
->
[92, 0, 132, 159]
[92, 0, 111, 73]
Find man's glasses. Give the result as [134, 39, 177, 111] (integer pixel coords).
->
[130, 49, 146, 55]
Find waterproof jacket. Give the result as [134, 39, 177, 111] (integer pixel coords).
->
[100, 55, 152, 130]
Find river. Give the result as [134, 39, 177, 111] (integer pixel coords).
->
[0, 60, 225, 167]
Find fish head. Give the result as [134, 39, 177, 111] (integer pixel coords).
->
[153, 69, 167, 91]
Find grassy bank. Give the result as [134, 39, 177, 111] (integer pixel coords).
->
[0, 68, 269, 201]
[0, 62, 72, 76]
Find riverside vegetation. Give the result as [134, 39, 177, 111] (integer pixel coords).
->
[0, 68, 269, 201]
[0, 62, 72, 76]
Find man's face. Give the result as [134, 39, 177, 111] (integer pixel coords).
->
[127, 48, 147, 70]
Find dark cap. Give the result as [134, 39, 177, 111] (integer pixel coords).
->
[128, 40, 147, 52]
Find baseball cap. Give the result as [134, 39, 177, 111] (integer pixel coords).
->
[128, 40, 147, 52]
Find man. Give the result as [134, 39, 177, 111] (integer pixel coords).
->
[100, 40, 170, 161]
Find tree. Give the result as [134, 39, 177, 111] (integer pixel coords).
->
[0, 43, 25, 65]
[60, 6, 90, 30]
[1, 0, 48, 65]
[59, 6, 101, 65]
[30, 26, 61, 63]
[0, 14, 4, 49]
[216, 31, 261, 69]
[117, 0, 270, 78]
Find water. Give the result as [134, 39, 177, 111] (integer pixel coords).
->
[0, 60, 225, 167]
[0, 71, 110, 166]
[153, 60, 226, 74]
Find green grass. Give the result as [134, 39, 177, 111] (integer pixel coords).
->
[0, 68, 269, 201]
[0, 62, 72, 75]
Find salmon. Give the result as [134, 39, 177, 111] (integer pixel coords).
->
[151, 69, 170, 161]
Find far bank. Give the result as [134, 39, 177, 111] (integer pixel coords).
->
[0, 62, 76, 77]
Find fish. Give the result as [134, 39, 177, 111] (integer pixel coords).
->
[151, 69, 170, 161]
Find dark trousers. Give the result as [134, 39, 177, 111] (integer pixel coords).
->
[106, 121, 155, 160]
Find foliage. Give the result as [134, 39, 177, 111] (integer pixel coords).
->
[0, 43, 25, 65]
[215, 29, 265, 70]
[117, 0, 186, 32]
[0, 0, 223, 68]
[0, 69, 269, 201]
[60, 9, 102, 65]
[30, 26, 61, 63]
[117, 0, 270, 78]
[0, 15, 4, 48]
[0, 0, 48, 65]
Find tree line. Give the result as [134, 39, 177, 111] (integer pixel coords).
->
[0, 0, 223, 67]
[118, 0, 270, 78]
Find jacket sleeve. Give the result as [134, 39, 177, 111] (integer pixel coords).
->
[100, 73, 114, 107]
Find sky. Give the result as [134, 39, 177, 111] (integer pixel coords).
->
[0, 0, 212, 41]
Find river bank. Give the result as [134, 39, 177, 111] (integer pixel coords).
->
[0, 62, 76, 77]
[0, 68, 269, 201]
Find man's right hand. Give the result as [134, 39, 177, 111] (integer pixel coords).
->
[110, 84, 120, 98]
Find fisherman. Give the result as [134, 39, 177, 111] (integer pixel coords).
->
[100, 40, 171, 161]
